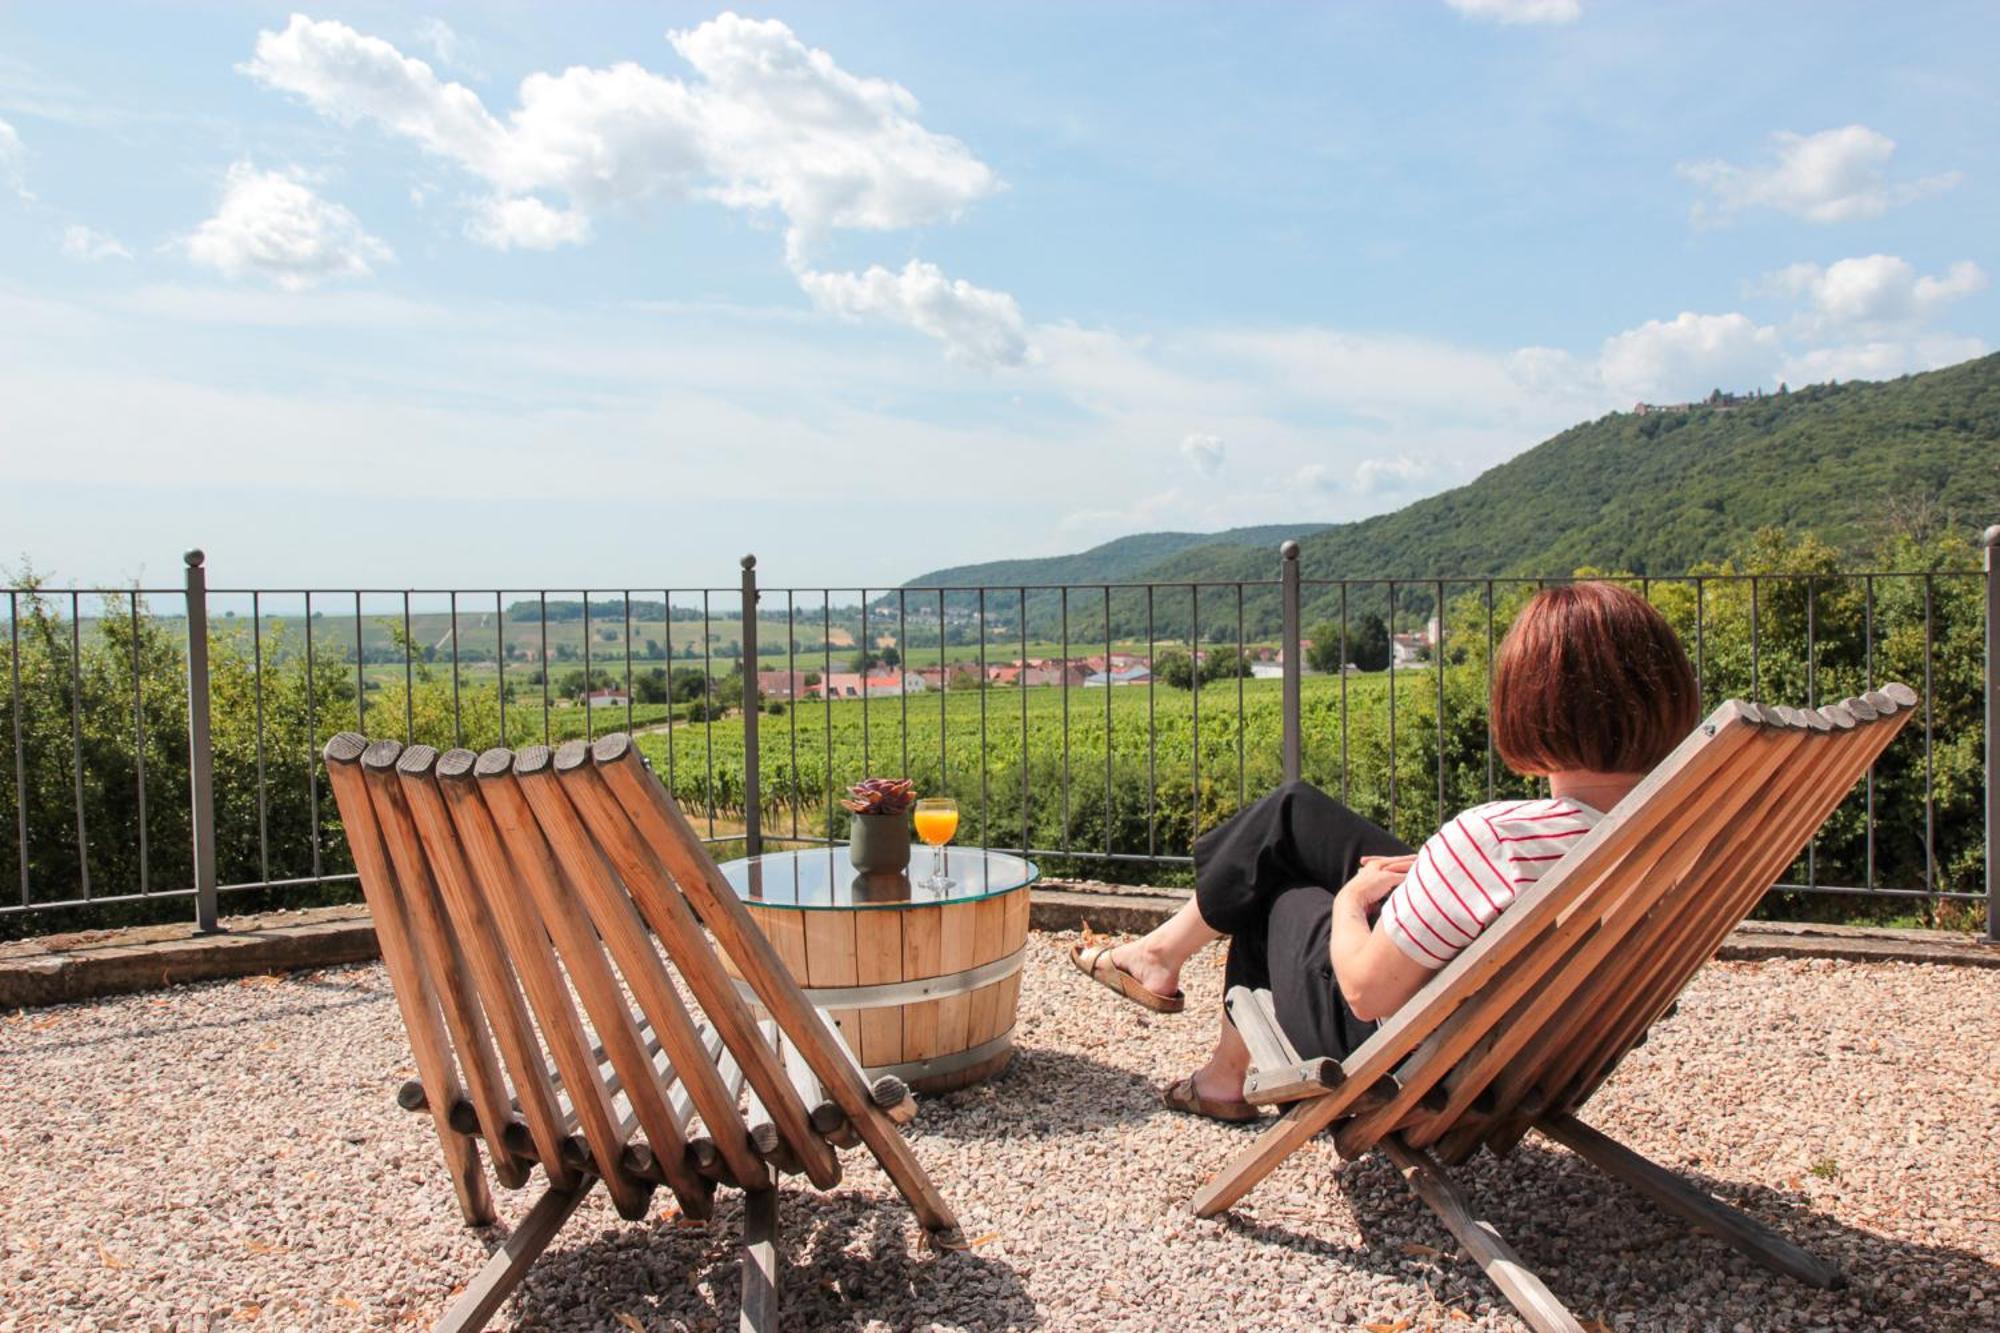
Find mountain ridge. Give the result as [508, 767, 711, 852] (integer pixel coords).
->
[902, 354, 2000, 591]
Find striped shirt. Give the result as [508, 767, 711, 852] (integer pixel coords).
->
[1378, 798, 1603, 970]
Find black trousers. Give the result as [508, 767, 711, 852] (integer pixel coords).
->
[1193, 780, 1413, 1062]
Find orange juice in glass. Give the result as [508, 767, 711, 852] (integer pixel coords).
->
[913, 797, 959, 890]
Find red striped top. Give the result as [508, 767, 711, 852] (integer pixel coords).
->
[1377, 798, 1602, 970]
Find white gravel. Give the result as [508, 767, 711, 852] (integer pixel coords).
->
[1, 934, 1996, 1331]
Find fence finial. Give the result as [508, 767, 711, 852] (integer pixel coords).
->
[741, 553, 758, 570]
[184, 549, 205, 568]
[1981, 524, 2000, 549]
[1280, 539, 1300, 561]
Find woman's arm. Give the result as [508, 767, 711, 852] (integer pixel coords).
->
[1329, 854, 1434, 1021]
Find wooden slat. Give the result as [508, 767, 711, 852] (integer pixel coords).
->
[440, 753, 655, 1217]
[1380, 1137, 1584, 1333]
[739, 1189, 781, 1333]
[932, 901, 977, 1056]
[470, 749, 706, 1218]
[593, 733, 963, 1248]
[1538, 1113, 1843, 1289]
[803, 908, 861, 1050]
[745, 1021, 803, 1175]
[1193, 701, 1763, 1218]
[400, 747, 580, 1191]
[854, 908, 905, 1068]
[964, 892, 1012, 1046]
[435, 1180, 596, 1333]
[897, 905, 944, 1063]
[1227, 986, 1298, 1076]
[358, 741, 531, 1190]
[322, 735, 495, 1226]
[518, 745, 770, 1193]
[550, 749, 839, 1190]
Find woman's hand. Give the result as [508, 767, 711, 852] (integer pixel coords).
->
[1342, 854, 1416, 913]
[1330, 852, 1430, 1022]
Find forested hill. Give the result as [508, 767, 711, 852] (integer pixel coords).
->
[904, 354, 1999, 590]
[902, 522, 1331, 588]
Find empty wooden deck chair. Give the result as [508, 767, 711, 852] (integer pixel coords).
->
[1200, 686, 1919, 1333]
[322, 731, 965, 1333]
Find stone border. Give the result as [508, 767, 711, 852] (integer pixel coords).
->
[3, 882, 1994, 1010]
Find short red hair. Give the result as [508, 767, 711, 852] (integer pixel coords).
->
[1492, 582, 1699, 776]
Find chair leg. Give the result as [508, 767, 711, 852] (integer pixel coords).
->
[1537, 1113, 1844, 1290]
[739, 1189, 782, 1333]
[437, 1177, 596, 1333]
[1380, 1136, 1585, 1333]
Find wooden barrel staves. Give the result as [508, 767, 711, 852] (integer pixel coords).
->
[726, 885, 1032, 1094]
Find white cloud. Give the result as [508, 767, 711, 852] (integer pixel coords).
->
[1445, 0, 1581, 24]
[1353, 455, 1435, 495]
[184, 163, 392, 290]
[60, 224, 132, 261]
[1597, 311, 1780, 402]
[466, 195, 593, 250]
[1778, 335, 1987, 387]
[0, 117, 26, 197]
[1678, 125, 1960, 225]
[1767, 254, 1987, 335]
[243, 13, 1010, 357]
[243, 13, 998, 256]
[1180, 433, 1226, 477]
[411, 18, 469, 72]
[795, 259, 1031, 368]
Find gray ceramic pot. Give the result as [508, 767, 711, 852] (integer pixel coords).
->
[848, 812, 912, 873]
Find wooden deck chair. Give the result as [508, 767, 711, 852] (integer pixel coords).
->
[322, 731, 965, 1333]
[1199, 686, 1919, 1333]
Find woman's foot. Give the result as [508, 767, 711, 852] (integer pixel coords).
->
[1106, 939, 1182, 1001]
[1161, 1070, 1262, 1123]
[1069, 941, 1186, 1013]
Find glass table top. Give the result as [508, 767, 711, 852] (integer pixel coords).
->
[719, 847, 1039, 910]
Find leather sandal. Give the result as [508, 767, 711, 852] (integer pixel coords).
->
[1161, 1076, 1263, 1123]
[1068, 943, 1185, 1013]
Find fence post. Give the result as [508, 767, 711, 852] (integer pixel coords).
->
[740, 554, 763, 858]
[184, 550, 219, 933]
[1984, 524, 1998, 944]
[1280, 540, 1302, 784]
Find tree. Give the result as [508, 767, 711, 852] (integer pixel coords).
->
[1305, 623, 1345, 675]
[880, 645, 901, 668]
[850, 649, 881, 675]
[1349, 612, 1390, 672]
[1200, 649, 1250, 683]
[1154, 648, 1195, 689]
[670, 668, 710, 704]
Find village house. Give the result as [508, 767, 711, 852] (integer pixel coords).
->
[1082, 663, 1152, 687]
[803, 670, 928, 700]
[583, 687, 630, 708]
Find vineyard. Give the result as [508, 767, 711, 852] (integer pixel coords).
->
[0, 523, 1987, 936]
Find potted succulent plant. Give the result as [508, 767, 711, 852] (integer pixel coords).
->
[843, 777, 916, 873]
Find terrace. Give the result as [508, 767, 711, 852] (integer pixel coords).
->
[2, 538, 1997, 1330]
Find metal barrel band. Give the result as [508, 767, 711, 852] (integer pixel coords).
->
[863, 1028, 1016, 1085]
[731, 944, 1026, 1012]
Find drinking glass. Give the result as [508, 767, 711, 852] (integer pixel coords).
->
[912, 797, 960, 890]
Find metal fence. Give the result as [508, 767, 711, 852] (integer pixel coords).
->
[3, 532, 1995, 940]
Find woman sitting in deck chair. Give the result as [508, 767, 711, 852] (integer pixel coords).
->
[1070, 581, 1700, 1121]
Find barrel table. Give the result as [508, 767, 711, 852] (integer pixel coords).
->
[717, 848, 1038, 1094]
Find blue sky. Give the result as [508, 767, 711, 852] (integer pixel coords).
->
[1, 1, 1994, 591]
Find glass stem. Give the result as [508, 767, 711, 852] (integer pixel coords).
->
[932, 843, 945, 884]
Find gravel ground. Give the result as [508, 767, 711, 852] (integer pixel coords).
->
[2, 933, 1996, 1331]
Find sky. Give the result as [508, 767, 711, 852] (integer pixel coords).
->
[1, 1, 1994, 592]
